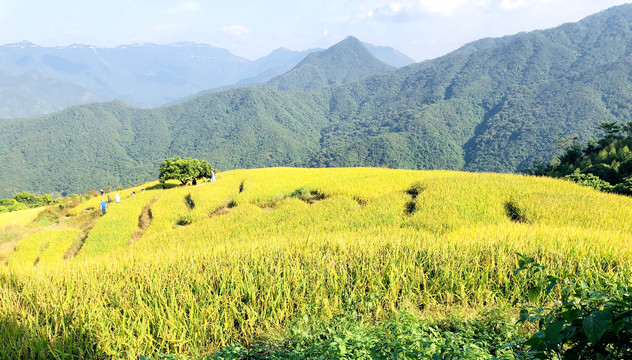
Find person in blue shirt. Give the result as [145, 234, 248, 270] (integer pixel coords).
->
[100, 199, 107, 215]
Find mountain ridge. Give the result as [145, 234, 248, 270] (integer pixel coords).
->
[0, 39, 414, 117]
[1, 5, 632, 197]
[267, 36, 396, 91]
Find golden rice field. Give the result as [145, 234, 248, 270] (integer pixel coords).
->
[0, 207, 44, 231]
[1, 167, 632, 359]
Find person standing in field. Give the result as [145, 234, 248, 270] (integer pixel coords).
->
[107, 195, 112, 203]
[211, 170, 216, 182]
[100, 199, 107, 215]
[115, 193, 121, 203]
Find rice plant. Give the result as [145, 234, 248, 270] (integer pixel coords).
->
[1, 168, 631, 359]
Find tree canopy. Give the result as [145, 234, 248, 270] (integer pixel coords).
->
[524, 121, 632, 196]
[158, 158, 216, 185]
[0, 191, 54, 213]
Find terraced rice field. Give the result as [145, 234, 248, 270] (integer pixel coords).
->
[1, 168, 631, 359]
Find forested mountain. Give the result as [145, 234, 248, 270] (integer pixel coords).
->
[0, 41, 412, 117]
[267, 36, 395, 91]
[1, 4, 632, 197]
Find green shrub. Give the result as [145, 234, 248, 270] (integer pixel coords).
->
[289, 187, 325, 204]
[583, 164, 619, 185]
[618, 158, 632, 179]
[612, 178, 632, 196]
[176, 213, 194, 226]
[563, 173, 613, 192]
[204, 311, 522, 359]
[0, 198, 16, 207]
[7, 203, 29, 212]
[516, 255, 632, 359]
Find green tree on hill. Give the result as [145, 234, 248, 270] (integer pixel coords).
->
[525, 121, 632, 196]
[0, 192, 55, 213]
[159, 157, 216, 186]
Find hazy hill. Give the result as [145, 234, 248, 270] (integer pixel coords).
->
[267, 36, 396, 91]
[2, 5, 632, 197]
[0, 42, 251, 108]
[235, 47, 321, 85]
[0, 70, 99, 118]
[363, 42, 416, 68]
[0, 40, 413, 117]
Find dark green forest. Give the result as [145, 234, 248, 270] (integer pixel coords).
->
[2, 5, 632, 197]
[525, 121, 632, 196]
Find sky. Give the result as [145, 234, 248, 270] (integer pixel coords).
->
[1, 0, 630, 61]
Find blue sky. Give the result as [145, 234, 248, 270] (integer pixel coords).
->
[1, 0, 629, 61]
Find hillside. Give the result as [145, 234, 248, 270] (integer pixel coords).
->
[266, 36, 396, 91]
[1, 168, 632, 358]
[2, 5, 632, 197]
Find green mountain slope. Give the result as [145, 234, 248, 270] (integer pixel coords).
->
[266, 36, 395, 91]
[2, 5, 632, 197]
[307, 4, 632, 172]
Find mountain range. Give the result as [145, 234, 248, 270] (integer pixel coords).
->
[0, 40, 414, 117]
[1, 5, 632, 198]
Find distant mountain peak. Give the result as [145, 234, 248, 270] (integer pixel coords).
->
[2, 40, 39, 48]
[362, 42, 416, 67]
[267, 36, 395, 91]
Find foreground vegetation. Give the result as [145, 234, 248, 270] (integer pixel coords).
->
[1, 168, 632, 359]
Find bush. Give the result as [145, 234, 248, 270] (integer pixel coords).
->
[618, 158, 632, 179]
[206, 311, 521, 359]
[516, 255, 632, 359]
[7, 203, 29, 212]
[176, 213, 194, 226]
[563, 173, 613, 192]
[0, 198, 16, 207]
[14, 191, 40, 206]
[612, 178, 632, 196]
[583, 164, 619, 185]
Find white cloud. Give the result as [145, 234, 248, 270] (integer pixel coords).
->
[418, 0, 470, 14]
[499, 0, 555, 10]
[370, 0, 473, 21]
[221, 25, 251, 38]
[161, 2, 201, 14]
[183, 2, 201, 12]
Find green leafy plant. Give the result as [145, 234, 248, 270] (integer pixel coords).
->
[176, 213, 194, 226]
[515, 254, 632, 359]
[563, 173, 614, 192]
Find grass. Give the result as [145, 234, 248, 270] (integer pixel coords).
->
[1, 167, 632, 359]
